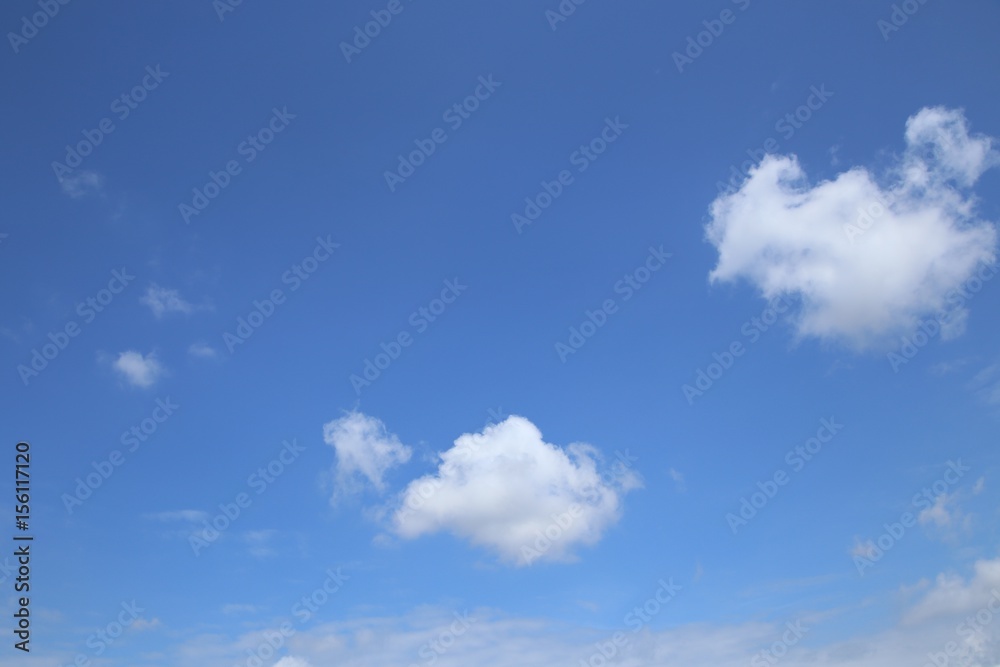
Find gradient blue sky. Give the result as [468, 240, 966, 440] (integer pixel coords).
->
[2, 1, 1000, 666]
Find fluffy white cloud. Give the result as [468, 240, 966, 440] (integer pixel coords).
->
[112, 350, 164, 388]
[141, 284, 197, 318]
[706, 106, 998, 348]
[324, 411, 412, 499]
[391, 415, 641, 565]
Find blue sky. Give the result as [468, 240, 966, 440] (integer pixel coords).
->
[3, 1, 1000, 666]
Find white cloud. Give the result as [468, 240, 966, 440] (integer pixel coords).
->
[141, 284, 199, 318]
[903, 556, 1000, 625]
[323, 411, 412, 499]
[706, 106, 998, 349]
[273, 659, 312, 667]
[391, 415, 641, 565]
[188, 342, 218, 359]
[111, 350, 164, 388]
[668, 467, 686, 492]
[918, 492, 958, 528]
[59, 170, 103, 198]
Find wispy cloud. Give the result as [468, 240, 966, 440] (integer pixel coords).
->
[59, 170, 104, 198]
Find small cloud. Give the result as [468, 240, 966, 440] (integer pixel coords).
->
[131, 618, 162, 631]
[243, 530, 278, 558]
[111, 350, 164, 388]
[668, 467, 686, 493]
[973, 477, 985, 495]
[850, 538, 877, 559]
[59, 170, 104, 198]
[188, 342, 218, 359]
[140, 284, 206, 318]
[392, 415, 641, 566]
[323, 411, 413, 501]
[222, 603, 263, 615]
[918, 493, 957, 528]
